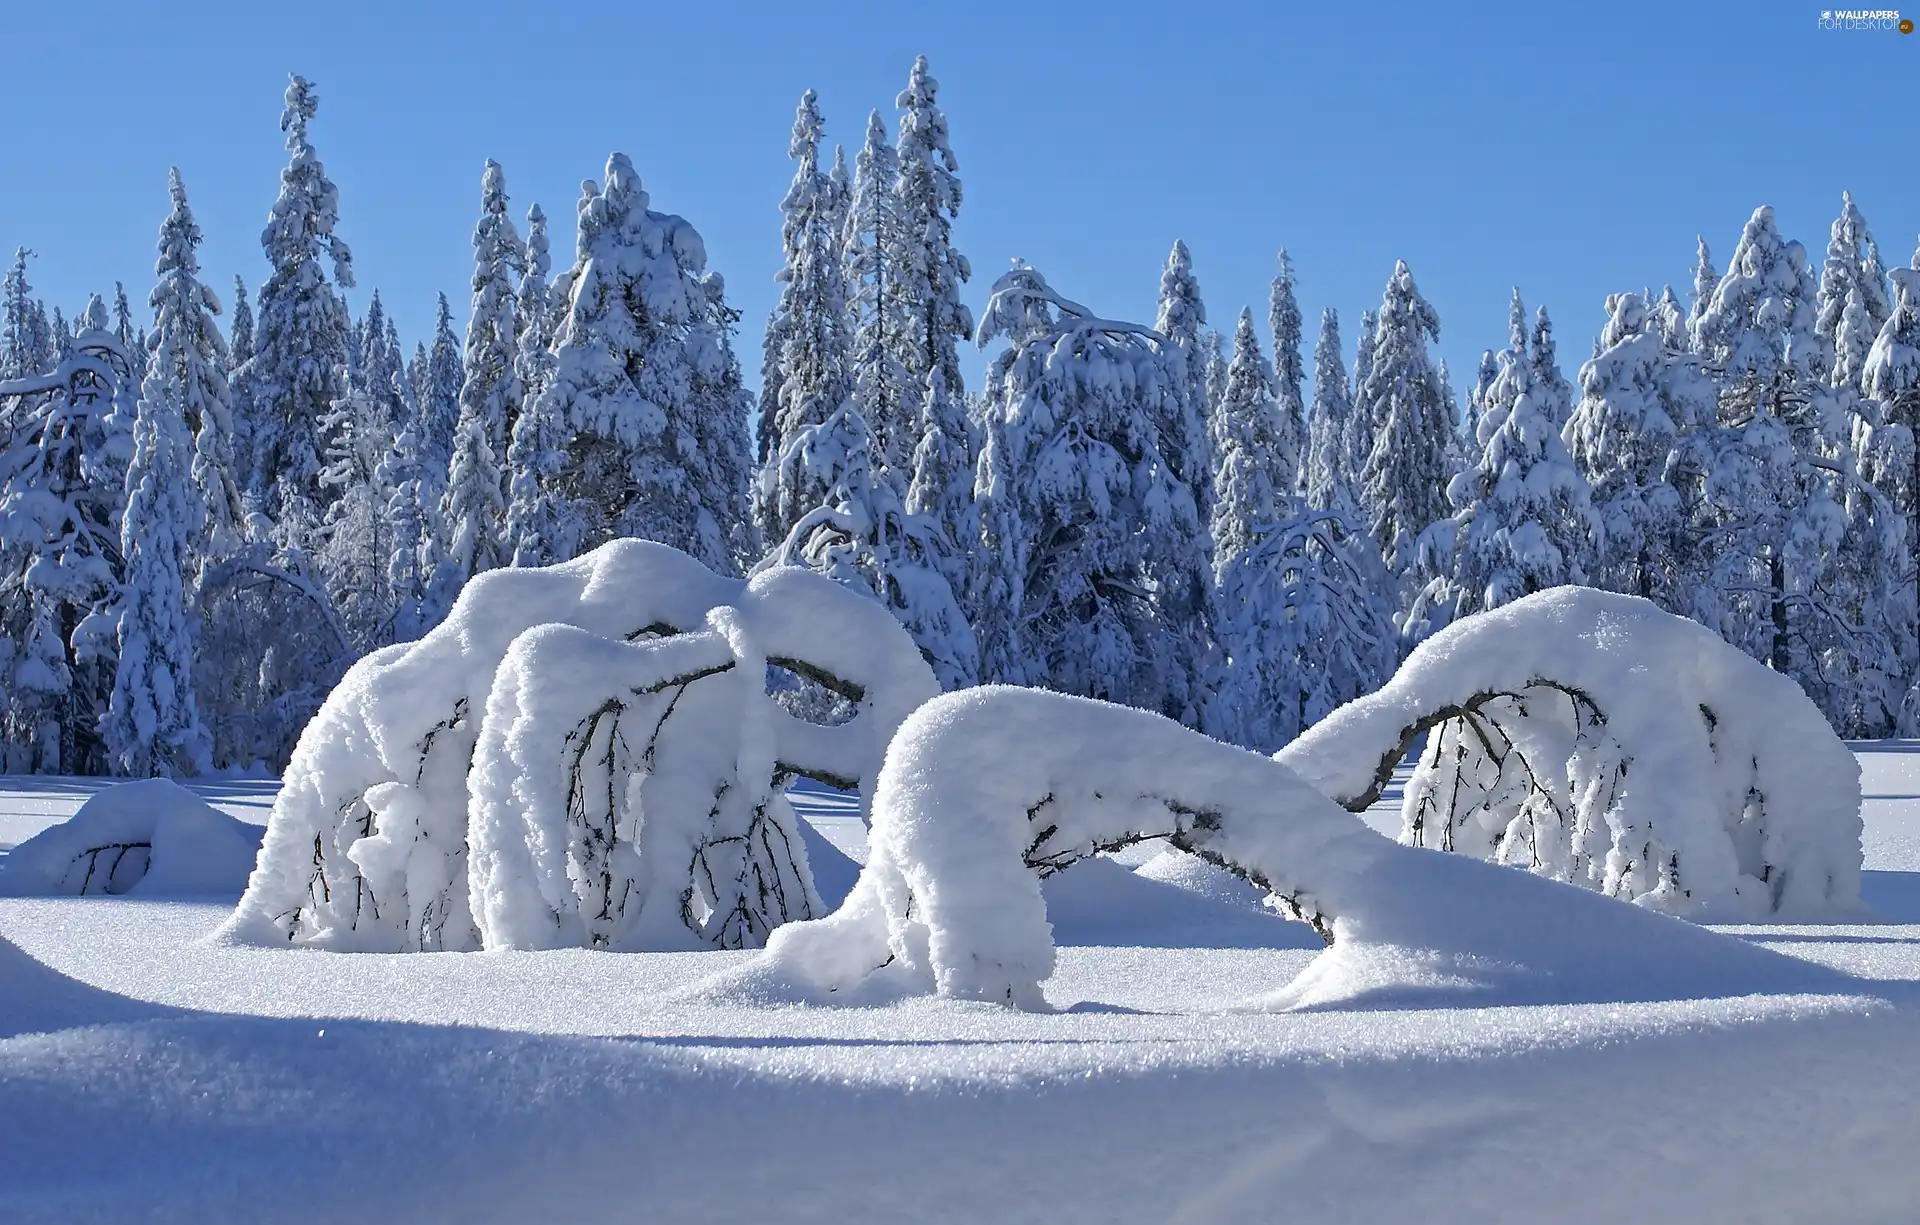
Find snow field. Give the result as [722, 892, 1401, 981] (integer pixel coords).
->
[0, 748, 1917, 1222]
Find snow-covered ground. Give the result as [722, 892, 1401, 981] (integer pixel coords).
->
[2, 753, 1919, 1223]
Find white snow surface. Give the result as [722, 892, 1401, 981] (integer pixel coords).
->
[1, 750, 1919, 1222]
[0, 779, 263, 898]
[1280, 586, 1863, 920]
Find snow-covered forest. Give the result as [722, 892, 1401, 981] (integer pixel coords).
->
[2, 62, 1916, 779]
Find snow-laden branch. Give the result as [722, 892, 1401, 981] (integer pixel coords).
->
[219, 540, 937, 952]
[1279, 587, 1864, 920]
[729, 684, 1836, 1012]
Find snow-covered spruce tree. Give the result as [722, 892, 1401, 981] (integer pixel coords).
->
[1341, 308, 1377, 511]
[902, 365, 978, 632]
[1530, 305, 1574, 429]
[139, 171, 243, 568]
[514, 204, 556, 405]
[1303, 308, 1353, 510]
[1688, 205, 1904, 731]
[381, 409, 450, 644]
[2, 249, 39, 380]
[225, 276, 254, 470]
[887, 56, 974, 478]
[234, 75, 355, 538]
[1217, 508, 1396, 754]
[441, 160, 525, 586]
[1209, 307, 1290, 576]
[971, 263, 1201, 717]
[1649, 283, 1689, 353]
[1356, 261, 1449, 574]
[0, 298, 137, 773]
[1687, 234, 1719, 348]
[1154, 239, 1214, 510]
[1268, 250, 1309, 495]
[842, 111, 908, 472]
[1817, 192, 1894, 391]
[417, 293, 463, 505]
[527, 154, 742, 571]
[1143, 241, 1221, 724]
[228, 276, 253, 368]
[1408, 332, 1595, 640]
[685, 279, 758, 571]
[104, 183, 216, 777]
[763, 401, 977, 689]
[1562, 292, 1686, 605]
[1864, 266, 1920, 729]
[756, 91, 854, 545]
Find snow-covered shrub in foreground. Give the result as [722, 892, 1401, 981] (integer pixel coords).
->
[732, 685, 1839, 1011]
[1279, 586, 1862, 920]
[219, 540, 936, 951]
[0, 779, 263, 897]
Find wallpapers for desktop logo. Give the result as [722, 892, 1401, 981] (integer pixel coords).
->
[1818, 8, 1913, 30]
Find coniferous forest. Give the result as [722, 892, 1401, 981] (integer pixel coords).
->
[1, 61, 1916, 779]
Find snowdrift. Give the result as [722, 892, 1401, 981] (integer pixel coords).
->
[0, 779, 263, 898]
[220, 541, 937, 952]
[726, 686, 1847, 1010]
[1281, 587, 1863, 920]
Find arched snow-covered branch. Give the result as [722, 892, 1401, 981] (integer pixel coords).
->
[1278, 587, 1863, 920]
[220, 541, 936, 951]
[732, 686, 1837, 1011]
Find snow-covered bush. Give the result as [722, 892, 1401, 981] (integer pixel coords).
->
[734, 684, 1831, 1012]
[220, 539, 936, 952]
[1279, 586, 1863, 921]
[0, 779, 263, 897]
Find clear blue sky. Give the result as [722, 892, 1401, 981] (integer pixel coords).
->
[1, 0, 1915, 401]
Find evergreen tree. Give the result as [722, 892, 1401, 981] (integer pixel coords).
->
[104, 173, 221, 777]
[419, 292, 463, 500]
[381, 412, 447, 643]
[505, 204, 564, 568]
[1, 248, 37, 381]
[1817, 192, 1895, 391]
[234, 75, 355, 540]
[527, 153, 742, 571]
[1530, 305, 1573, 428]
[971, 264, 1203, 720]
[1217, 509, 1395, 754]
[1267, 250, 1309, 494]
[1342, 308, 1377, 504]
[0, 298, 137, 773]
[842, 110, 907, 474]
[887, 56, 973, 478]
[1210, 307, 1292, 575]
[1561, 292, 1685, 604]
[764, 402, 977, 690]
[441, 159, 524, 584]
[145, 171, 243, 568]
[757, 90, 854, 545]
[228, 276, 253, 366]
[1687, 235, 1719, 348]
[1356, 261, 1448, 573]
[1409, 331, 1595, 638]
[1687, 205, 1897, 727]
[1865, 266, 1920, 727]
[1154, 239, 1213, 510]
[1303, 307, 1353, 510]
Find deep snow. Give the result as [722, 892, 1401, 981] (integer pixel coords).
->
[1, 748, 1918, 1223]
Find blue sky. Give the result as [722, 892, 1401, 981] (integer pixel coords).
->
[1, 0, 1914, 400]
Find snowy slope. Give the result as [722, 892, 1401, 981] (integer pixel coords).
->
[0, 750, 1917, 1223]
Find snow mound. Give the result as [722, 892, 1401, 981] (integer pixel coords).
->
[1280, 587, 1864, 921]
[1133, 847, 1275, 912]
[220, 540, 936, 952]
[0, 934, 186, 1038]
[725, 687, 1856, 1011]
[0, 780, 263, 898]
